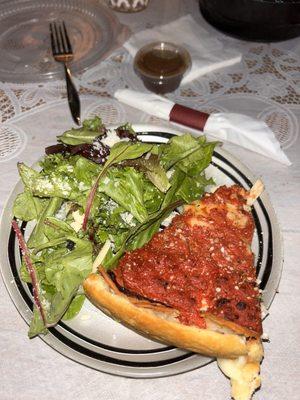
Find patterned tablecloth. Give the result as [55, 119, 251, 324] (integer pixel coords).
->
[0, 1, 300, 399]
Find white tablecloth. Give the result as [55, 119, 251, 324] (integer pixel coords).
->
[1, 1, 300, 399]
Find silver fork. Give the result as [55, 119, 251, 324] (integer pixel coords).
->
[49, 21, 81, 125]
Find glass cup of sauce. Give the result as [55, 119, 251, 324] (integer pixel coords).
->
[133, 42, 191, 94]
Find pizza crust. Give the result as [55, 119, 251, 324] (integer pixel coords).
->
[83, 273, 249, 359]
[204, 313, 260, 339]
[217, 339, 263, 400]
[246, 180, 264, 206]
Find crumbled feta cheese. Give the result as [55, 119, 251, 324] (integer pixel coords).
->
[108, 236, 116, 251]
[162, 211, 177, 227]
[121, 212, 135, 226]
[78, 181, 88, 191]
[55, 203, 67, 220]
[70, 210, 84, 232]
[93, 141, 102, 151]
[101, 129, 121, 147]
[106, 198, 118, 212]
[36, 179, 54, 193]
[41, 297, 51, 311]
[166, 169, 175, 179]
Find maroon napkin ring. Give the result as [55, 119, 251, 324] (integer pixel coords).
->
[169, 104, 210, 131]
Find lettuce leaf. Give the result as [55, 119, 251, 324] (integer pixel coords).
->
[98, 167, 148, 223]
[176, 172, 214, 203]
[62, 294, 85, 320]
[160, 134, 216, 174]
[27, 197, 63, 248]
[29, 307, 48, 338]
[106, 141, 153, 165]
[27, 234, 93, 337]
[57, 116, 106, 145]
[82, 141, 154, 229]
[73, 156, 101, 187]
[121, 154, 170, 193]
[13, 192, 48, 221]
[18, 162, 78, 200]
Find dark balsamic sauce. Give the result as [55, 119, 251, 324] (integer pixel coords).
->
[134, 42, 191, 94]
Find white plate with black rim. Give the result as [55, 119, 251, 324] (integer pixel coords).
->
[0, 125, 283, 378]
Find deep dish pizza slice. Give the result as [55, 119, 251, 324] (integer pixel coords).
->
[113, 183, 263, 337]
[84, 181, 264, 400]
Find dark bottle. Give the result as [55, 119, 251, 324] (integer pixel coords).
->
[199, 0, 300, 42]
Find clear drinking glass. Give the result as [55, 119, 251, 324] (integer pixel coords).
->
[107, 0, 150, 13]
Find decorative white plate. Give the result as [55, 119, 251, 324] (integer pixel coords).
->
[0, 0, 128, 82]
[0, 125, 283, 377]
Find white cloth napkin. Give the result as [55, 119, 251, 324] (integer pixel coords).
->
[124, 15, 242, 85]
[114, 89, 291, 165]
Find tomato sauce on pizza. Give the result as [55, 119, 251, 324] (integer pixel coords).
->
[113, 185, 262, 336]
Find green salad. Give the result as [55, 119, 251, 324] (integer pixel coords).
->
[12, 117, 216, 338]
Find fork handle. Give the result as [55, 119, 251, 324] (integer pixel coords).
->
[64, 64, 81, 126]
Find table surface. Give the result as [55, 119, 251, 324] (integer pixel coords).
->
[0, 1, 300, 399]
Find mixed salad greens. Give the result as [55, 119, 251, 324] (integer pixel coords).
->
[13, 116, 216, 338]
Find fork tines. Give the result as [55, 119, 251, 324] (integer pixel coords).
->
[49, 21, 73, 60]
